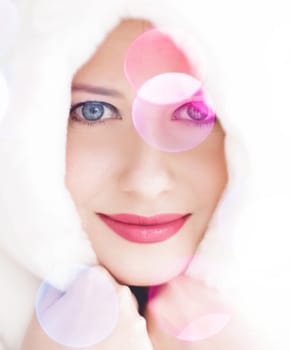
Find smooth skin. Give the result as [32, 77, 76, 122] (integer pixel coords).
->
[65, 18, 228, 287]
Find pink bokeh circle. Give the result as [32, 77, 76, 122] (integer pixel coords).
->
[148, 274, 231, 342]
[124, 27, 196, 90]
[132, 73, 216, 152]
[176, 313, 231, 342]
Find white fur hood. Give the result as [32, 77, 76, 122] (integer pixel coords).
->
[0, 0, 290, 348]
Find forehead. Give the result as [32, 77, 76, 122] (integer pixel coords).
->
[73, 20, 153, 81]
[73, 19, 193, 87]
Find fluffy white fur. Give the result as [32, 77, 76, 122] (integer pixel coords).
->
[0, 0, 289, 348]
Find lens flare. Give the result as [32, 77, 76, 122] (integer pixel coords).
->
[132, 73, 216, 152]
[148, 274, 231, 342]
[124, 27, 195, 90]
[35, 265, 119, 347]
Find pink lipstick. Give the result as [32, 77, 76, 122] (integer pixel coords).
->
[97, 213, 191, 243]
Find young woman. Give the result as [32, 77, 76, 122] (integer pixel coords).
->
[0, 0, 289, 349]
[21, 18, 230, 349]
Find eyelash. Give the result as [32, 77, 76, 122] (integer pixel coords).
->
[69, 100, 216, 127]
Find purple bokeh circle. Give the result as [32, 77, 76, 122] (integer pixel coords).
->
[35, 265, 119, 348]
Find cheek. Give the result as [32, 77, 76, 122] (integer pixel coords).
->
[65, 130, 118, 201]
[187, 134, 228, 208]
[202, 150, 227, 194]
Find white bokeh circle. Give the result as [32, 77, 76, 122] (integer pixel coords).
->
[0, 72, 9, 122]
[0, 0, 20, 56]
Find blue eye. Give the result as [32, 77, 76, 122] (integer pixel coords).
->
[82, 102, 104, 120]
[70, 101, 121, 126]
[172, 100, 216, 126]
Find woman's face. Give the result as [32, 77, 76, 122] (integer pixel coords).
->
[65, 19, 228, 286]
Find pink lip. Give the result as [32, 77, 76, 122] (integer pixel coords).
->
[97, 213, 191, 243]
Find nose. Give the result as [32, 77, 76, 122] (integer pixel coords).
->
[118, 138, 174, 200]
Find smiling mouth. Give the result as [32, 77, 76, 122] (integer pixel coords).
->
[96, 213, 192, 244]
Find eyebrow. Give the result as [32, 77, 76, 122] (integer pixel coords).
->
[72, 84, 124, 98]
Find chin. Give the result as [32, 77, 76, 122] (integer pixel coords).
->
[102, 257, 191, 287]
